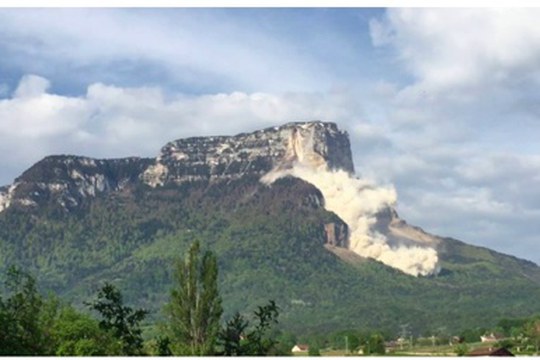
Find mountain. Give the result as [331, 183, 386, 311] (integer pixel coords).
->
[1, 121, 540, 336]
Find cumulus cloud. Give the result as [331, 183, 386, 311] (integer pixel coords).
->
[370, 9, 540, 92]
[0, 74, 365, 185]
[13, 74, 51, 98]
[364, 8, 540, 264]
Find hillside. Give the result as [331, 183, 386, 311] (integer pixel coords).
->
[1, 121, 540, 336]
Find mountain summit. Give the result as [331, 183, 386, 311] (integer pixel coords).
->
[1, 121, 540, 334]
[0, 122, 351, 211]
[0, 121, 438, 276]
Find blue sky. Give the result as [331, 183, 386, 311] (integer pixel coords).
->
[0, 8, 539, 264]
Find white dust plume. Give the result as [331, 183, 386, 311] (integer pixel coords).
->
[262, 163, 439, 276]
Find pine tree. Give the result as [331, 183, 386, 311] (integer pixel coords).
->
[165, 240, 223, 355]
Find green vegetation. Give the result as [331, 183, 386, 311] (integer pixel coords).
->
[0, 246, 282, 356]
[163, 240, 222, 355]
[0, 266, 50, 355]
[86, 283, 148, 355]
[218, 300, 280, 355]
[364, 333, 386, 355]
[1, 175, 540, 339]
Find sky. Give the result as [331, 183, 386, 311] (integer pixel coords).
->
[0, 7, 539, 264]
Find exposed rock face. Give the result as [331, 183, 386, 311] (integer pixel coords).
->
[0, 121, 354, 213]
[2, 156, 152, 211]
[142, 121, 354, 187]
[373, 206, 442, 248]
[324, 222, 349, 248]
[0, 120, 445, 275]
[0, 185, 12, 212]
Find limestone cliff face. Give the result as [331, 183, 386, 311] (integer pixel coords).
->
[0, 156, 152, 211]
[0, 121, 354, 212]
[142, 121, 354, 187]
[324, 222, 349, 248]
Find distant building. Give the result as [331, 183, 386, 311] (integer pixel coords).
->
[468, 347, 514, 356]
[291, 344, 309, 353]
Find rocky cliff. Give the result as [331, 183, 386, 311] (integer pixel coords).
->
[0, 121, 353, 213]
[0, 156, 153, 212]
[2, 121, 540, 333]
[142, 121, 354, 187]
[0, 120, 442, 276]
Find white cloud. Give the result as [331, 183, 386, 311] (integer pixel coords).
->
[371, 9, 540, 93]
[0, 75, 366, 184]
[0, 9, 336, 93]
[13, 74, 51, 98]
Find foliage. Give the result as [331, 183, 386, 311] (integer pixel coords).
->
[454, 343, 469, 356]
[363, 333, 385, 355]
[154, 336, 173, 356]
[164, 240, 223, 355]
[274, 331, 296, 355]
[308, 341, 321, 356]
[459, 327, 486, 343]
[2, 175, 540, 336]
[524, 317, 540, 353]
[52, 306, 121, 355]
[218, 312, 249, 356]
[217, 300, 280, 356]
[0, 266, 48, 355]
[243, 300, 280, 355]
[86, 283, 148, 355]
[497, 317, 528, 336]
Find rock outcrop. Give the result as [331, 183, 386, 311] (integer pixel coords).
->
[324, 222, 349, 248]
[1, 156, 152, 211]
[0, 121, 354, 213]
[142, 121, 354, 187]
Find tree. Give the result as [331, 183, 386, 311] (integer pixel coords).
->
[454, 343, 469, 356]
[0, 266, 48, 355]
[154, 336, 173, 356]
[164, 240, 223, 355]
[218, 312, 250, 355]
[363, 333, 385, 355]
[242, 300, 280, 355]
[86, 283, 148, 355]
[308, 340, 321, 356]
[275, 331, 297, 356]
[217, 300, 280, 356]
[524, 317, 540, 354]
[52, 306, 122, 355]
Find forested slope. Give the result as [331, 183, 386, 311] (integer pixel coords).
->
[1, 175, 540, 335]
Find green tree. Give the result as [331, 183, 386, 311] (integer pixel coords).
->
[275, 331, 297, 356]
[363, 333, 385, 355]
[218, 312, 249, 355]
[244, 300, 280, 355]
[0, 266, 47, 355]
[454, 343, 469, 356]
[52, 306, 122, 355]
[86, 283, 148, 355]
[459, 327, 485, 343]
[217, 300, 280, 356]
[524, 317, 540, 354]
[154, 336, 173, 356]
[164, 240, 223, 355]
[308, 341, 321, 356]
